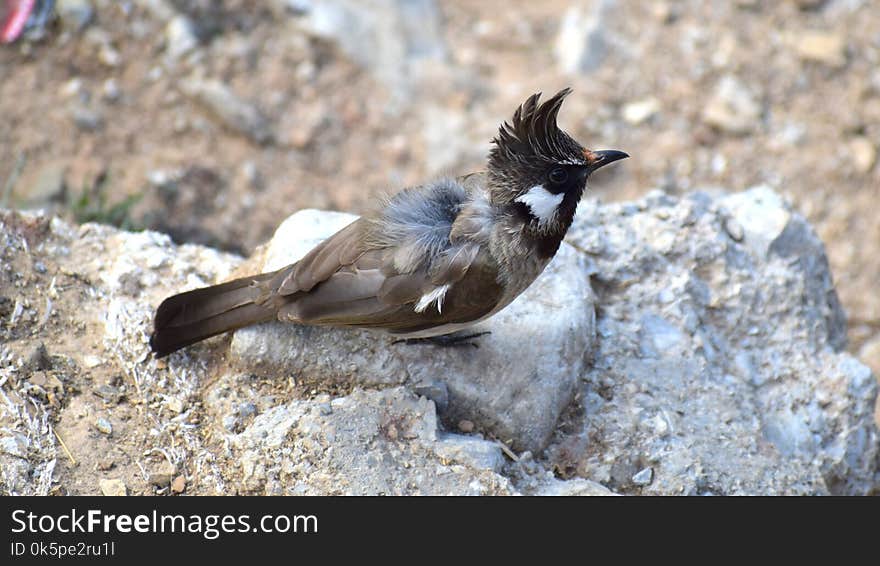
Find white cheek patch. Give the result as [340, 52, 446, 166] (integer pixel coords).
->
[515, 185, 564, 227]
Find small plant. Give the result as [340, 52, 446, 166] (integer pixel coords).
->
[69, 172, 141, 231]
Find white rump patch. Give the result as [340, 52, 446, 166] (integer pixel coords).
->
[414, 284, 452, 314]
[515, 185, 563, 227]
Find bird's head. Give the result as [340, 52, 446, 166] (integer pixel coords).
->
[488, 88, 628, 233]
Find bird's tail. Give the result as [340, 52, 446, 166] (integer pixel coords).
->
[149, 270, 282, 357]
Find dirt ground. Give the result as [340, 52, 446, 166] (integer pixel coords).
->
[1, 0, 879, 494]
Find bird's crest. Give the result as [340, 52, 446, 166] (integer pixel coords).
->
[490, 88, 585, 167]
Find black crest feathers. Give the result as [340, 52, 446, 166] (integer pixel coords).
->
[490, 88, 584, 166]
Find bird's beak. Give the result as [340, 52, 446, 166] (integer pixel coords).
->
[584, 149, 630, 172]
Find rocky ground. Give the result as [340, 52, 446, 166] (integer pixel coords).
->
[1, 0, 879, 494]
[1, 188, 877, 495]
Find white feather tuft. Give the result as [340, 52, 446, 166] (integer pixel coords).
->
[414, 284, 452, 314]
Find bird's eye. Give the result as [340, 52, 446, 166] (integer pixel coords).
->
[548, 167, 568, 185]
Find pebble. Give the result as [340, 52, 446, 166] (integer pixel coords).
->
[98, 478, 127, 496]
[788, 31, 846, 68]
[632, 467, 654, 485]
[56, 0, 95, 32]
[857, 334, 880, 377]
[165, 15, 198, 61]
[622, 97, 660, 125]
[723, 215, 745, 242]
[166, 397, 186, 414]
[555, 2, 612, 74]
[19, 163, 67, 209]
[93, 383, 123, 404]
[703, 75, 761, 135]
[101, 79, 121, 103]
[95, 417, 113, 435]
[848, 137, 876, 173]
[148, 462, 176, 486]
[27, 343, 52, 370]
[98, 44, 121, 67]
[179, 78, 274, 145]
[170, 475, 186, 494]
[60, 78, 83, 98]
[71, 105, 104, 132]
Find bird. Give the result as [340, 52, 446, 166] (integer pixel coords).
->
[149, 88, 628, 357]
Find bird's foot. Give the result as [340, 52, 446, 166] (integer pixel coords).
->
[392, 331, 491, 349]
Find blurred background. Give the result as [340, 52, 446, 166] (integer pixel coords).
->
[1, 0, 878, 368]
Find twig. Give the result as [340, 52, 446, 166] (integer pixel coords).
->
[52, 427, 77, 466]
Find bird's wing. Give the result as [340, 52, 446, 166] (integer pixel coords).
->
[269, 177, 504, 334]
[276, 242, 504, 333]
[272, 218, 366, 296]
[278, 237, 503, 332]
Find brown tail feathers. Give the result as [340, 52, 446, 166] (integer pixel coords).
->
[150, 271, 281, 357]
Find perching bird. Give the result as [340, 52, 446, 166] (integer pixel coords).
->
[150, 88, 628, 357]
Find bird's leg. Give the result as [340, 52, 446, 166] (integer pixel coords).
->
[392, 331, 491, 349]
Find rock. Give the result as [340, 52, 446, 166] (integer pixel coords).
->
[229, 209, 594, 453]
[632, 467, 653, 485]
[16, 162, 67, 210]
[99, 478, 127, 496]
[132, 0, 177, 22]
[433, 433, 505, 473]
[93, 383, 124, 404]
[858, 334, 880, 378]
[848, 136, 876, 173]
[71, 105, 104, 132]
[421, 104, 470, 174]
[94, 417, 113, 435]
[165, 15, 198, 61]
[720, 185, 791, 258]
[148, 461, 176, 486]
[555, 0, 616, 74]
[531, 477, 617, 496]
[702, 75, 762, 135]
[564, 189, 876, 494]
[166, 397, 186, 414]
[101, 78, 121, 103]
[1, 183, 877, 495]
[0, 434, 28, 459]
[294, 0, 446, 104]
[231, 386, 513, 494]
[179, 78, 274, 145]
[27, 342, 52, 370]
[621, 97, 660, 125]
[788, 30, 846, 68]
[171, 475, 186, 493]
[56, 0, 94, 32]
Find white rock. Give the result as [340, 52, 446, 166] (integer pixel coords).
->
[179, 78, 274, 145]
[566, 188, 876, 494]
[703, 75, 762, 135]
[621, 97, 660, 125]
[295, 0, 446, 103]
[555, 0, 616, 74]
[433, 433, 505, 473]
[721, 185, 791, 258]
[165, 15, 199, 61]
[787, 30, 846, 68]
[532, 477, 617, 496]
[848, 137, 876, 174]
